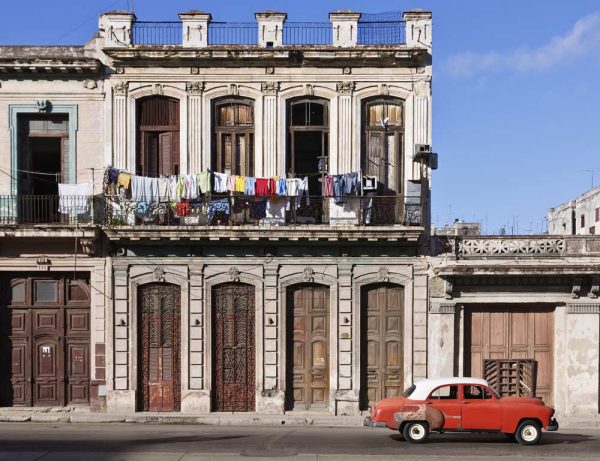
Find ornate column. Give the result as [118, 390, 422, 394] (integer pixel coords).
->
[336, 81, 355, 174]
[261, 82, 279, 177]
[187, 81, 205, 173]
[112, 82, 128, 170]
[414, 79, 431, 146]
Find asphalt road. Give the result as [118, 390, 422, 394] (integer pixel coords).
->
[0, 423, 598, 461]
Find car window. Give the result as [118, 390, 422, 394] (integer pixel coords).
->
[428, 385, 458, 400]
[464, 385, 493, 400]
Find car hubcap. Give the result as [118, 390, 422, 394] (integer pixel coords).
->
[522, 425, 537, 442]
[410, 425, 425, 440]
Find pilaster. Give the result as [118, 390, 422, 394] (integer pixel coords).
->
[187, 82, 205, 173]
[112, 82, 128, 169]
[336, 81, 355, 173]
[261, 82, 279, 176]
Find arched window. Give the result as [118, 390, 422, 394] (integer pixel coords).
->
[136, 96, 180, 176]
[212, 98, 254, 176]
[287, 98, 329, 191]
[362, 98, 404, 194]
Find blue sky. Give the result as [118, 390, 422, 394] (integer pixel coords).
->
[2, 0, 600, 234]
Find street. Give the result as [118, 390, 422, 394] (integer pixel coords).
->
[0, 423, 598, 461]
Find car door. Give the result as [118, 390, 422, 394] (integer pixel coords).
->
[425, 384, 462, 430]
[461, 385, 502, 431]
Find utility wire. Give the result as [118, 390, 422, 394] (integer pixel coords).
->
[55, 0, 124, 44]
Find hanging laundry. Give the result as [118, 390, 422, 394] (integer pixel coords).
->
[244, 177, 256, 196]
[208, 198, 231, 221]
[297, 176, 310, 207]
[58, 182, 91, 214]
[168, 175, 179, 200]
[235, 175, 245, 193]
[198, 171, 211, 194]
[117, 172, 131, 190]
[256, 178, 270, 196]
[268, 178, 276, 195]
[332, 175, 346, 204]
[159, 177, 171, 202]
[175, 201, 190, 217]
[322, 174, 334, 197]
[286, 178, 299, 197]
[184, 174, 198, 200]
[276, 178, 287, 196]
[344, 172, 358, 195]
[226, 175, 236, 192]
[107, 167, 121, 185]
[249, 199, 267, 220]
[214, 172, 228, 193]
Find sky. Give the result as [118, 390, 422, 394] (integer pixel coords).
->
[1, 0, 600, 234]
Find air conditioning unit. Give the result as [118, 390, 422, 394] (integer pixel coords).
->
[414, 144, 438, 170]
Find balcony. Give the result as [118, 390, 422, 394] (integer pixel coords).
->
[0, 195, 423, 242]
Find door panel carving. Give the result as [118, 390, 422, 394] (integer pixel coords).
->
[286, 284, 330, 411]
[138, 283, 181, 412]
[212, 283, 255, 412]
[360, 284, 404, 409]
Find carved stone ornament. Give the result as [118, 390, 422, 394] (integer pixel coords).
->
[229, 84, 239, 96]
[36, 99, 51, 113]
[379, 83, 390, 96]
[590, 276, 600, 299]
[115, 66, 125, 74]
[152, 83, 164, 95]
[342, 66, 352, 74]
[305, 84, 314, 96]
[303, 267, 315, 283]
[228, 267, 241, 282]
[79, 238, 96, 256]
[190, 67, 200, 75]
[261, 81, 279, 95]
[336, 81, 355, 95]
[113, 81, 129, 96]
[83, 79, 97, 90]
[153, 266, 166, 282]
[265, 67, 275, 75]
[186, 81, 205, 95]
[444, 279, 454, 299]
[414, 80, 431, 97]
[377, 266, 390, 282]
[458, 238, 566, 257]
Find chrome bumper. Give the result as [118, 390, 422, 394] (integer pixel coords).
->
[363, 416, 387, 428]
[546, 418, 559, 432]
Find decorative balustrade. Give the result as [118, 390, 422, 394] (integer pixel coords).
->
[457, 237, 567, 257]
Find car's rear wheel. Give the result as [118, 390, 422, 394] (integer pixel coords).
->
[403, 421, 430, 444]
[515, 420, 542, 445]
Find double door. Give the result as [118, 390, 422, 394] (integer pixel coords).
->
[0, 276, 90, 407]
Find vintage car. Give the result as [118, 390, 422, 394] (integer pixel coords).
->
[364, 377, 558, 445]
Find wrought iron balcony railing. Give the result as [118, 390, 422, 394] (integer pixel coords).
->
[132, 21, 182, 46]
[0, 195, 94, 225]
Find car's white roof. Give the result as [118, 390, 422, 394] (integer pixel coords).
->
[408, 377, 490, 401]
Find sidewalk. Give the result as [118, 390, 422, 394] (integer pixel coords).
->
[0, 407, 598, 429]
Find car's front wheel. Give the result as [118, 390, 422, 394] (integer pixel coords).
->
[403, 421, 430, 444]
[515, 420, 542, 445]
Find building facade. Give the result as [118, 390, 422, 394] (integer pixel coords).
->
[0, 9, 433, 415]
[548, 185, 600, 235]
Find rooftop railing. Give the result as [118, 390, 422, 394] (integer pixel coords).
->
[357, 20, 405, 45]
[132, 21, 182, 46]
[283, 23, 332, 46]
[208, 22, 258, 46]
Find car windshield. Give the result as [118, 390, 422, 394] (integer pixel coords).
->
[401, 385, 416, 397]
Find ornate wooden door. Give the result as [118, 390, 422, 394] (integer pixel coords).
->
[465, 306, 554, 405]
[0, 276, 90, 407]
[138, 283, 181, 412]
[212, 283, 255, 412]
[286, 284, 329, 411]
[360, 284, 404, 409]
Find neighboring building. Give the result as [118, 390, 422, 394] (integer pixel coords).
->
[432, 219, 481, 237]
[0, 9, 433, 415]
[547, 185, 600, 235]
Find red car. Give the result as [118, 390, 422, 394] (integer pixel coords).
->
[364, 377, 558, 445]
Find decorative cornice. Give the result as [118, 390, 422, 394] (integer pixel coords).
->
[336, 81, 355, 95]
[566, 303, 600, 314]
[261, 81, 279, 95]
[458, 238, 566, 257]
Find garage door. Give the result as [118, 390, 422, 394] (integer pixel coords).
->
[464, 306, 554, 405]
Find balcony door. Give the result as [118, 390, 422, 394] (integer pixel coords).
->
[136, 96, 180, 176]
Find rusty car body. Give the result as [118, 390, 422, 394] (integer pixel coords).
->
[364, 377, 558, 445]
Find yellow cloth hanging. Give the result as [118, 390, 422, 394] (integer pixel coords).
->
[235, 175, 245, 193]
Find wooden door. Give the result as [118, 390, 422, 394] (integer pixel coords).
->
[138, 283, 181, 412]
[465, 306, 554, 405]
[0, 276, 90, 407]
[287, 284, 329, 411]
[212, 283, 255, 412]
[360, 284, 404, 409]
